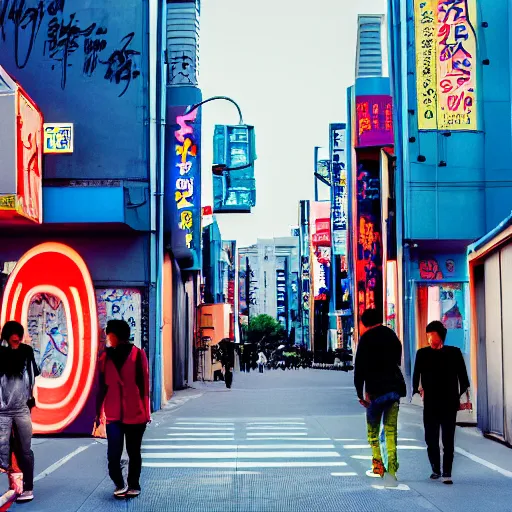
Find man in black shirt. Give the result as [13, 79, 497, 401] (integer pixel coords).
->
[413, 320, 470, 485]
[354, 309, 406, 482]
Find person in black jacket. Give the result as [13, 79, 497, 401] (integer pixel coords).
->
[0, 321, 39, 503]
[413, 320, 470, 485]
[354, 309, 406, 482]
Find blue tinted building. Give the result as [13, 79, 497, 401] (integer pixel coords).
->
[388, 0, 512, 388]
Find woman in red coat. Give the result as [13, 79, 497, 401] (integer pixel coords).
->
[96, 320, 150, 499]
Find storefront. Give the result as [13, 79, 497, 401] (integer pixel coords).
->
[468, 214, 512, 445]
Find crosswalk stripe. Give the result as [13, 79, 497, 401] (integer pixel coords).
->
[247, 432, 308, 437]
[142, 451, 341, 459]
[246, 426, 307, 430]
[167, 433, 233, 437]
[343, 445, 426, 450]
[142, 461, 348, 468]
[331, 472, 358, 477]
[142, 444, 336, 450]
[244, 437, 330, 441]
[247, 422, 306, 425]
[168, 427, 235, 431]
[175, 422, 234, 426]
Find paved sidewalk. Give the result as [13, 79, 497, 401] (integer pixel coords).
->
[2, 370, 511, 511]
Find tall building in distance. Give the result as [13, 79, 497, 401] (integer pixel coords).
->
[239, 237, 301, 345]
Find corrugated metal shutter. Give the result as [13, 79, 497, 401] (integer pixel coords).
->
[499, 244, 512, 444]
[484, 252, 505, 438]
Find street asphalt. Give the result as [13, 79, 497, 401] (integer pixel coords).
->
[3, 369, 512, 511]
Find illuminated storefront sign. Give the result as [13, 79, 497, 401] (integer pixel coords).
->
[44, 123, 74, 154]
[172, 108, 200, 258]
[414, 0, 478, 130]
[355, 96, 393, 147]
[355, 161, 383, 331]
[330, 124, 348, 260]
[310, 202, 331, 302]
[0, 243, 98, 434]
[0, 67, 43, 224]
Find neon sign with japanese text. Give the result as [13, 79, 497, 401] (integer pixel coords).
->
[355, 96, 394, 147]
[174, 110, 199, 250]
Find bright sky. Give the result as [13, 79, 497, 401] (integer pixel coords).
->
[200, 0, 387, 248]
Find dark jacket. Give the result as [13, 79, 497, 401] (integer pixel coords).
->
[413, 345, 469, 409]
[354, 325, 406, 401]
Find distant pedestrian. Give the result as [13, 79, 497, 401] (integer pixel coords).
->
[354, 309, 406, 484]
[0, 321, 38, 503]
[217, 339, 235, 389]
[413, 321, 470, 485]
[96, 320, 151, 499]
[257, 352, 267, 373]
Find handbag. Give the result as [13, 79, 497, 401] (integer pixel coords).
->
[459, 390, 473, 412]
[92, 414, 107, 439]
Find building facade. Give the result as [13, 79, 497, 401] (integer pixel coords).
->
[239, 237, 301, 344]
[388, 0, 512, 391]
[0, 0, 166, 433]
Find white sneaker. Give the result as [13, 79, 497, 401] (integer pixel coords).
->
[366, 469, 383, 478]
[113, 485, 128, 498]
[17, 490, 34, 502]
[126, 489, 141, 498]
[383, 473, 399, 487]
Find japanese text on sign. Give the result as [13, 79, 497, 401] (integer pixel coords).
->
[44, 124, 74, 154]
[415, 0, 478, 130]
[174, 110, 198, 249]
[355, 96, 394, 147]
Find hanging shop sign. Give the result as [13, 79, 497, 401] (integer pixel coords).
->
[355, 95, 393, 148]
[329, 124, 348, 259]
[0, 67, 43, 224]
[166, 105, 201, 269]
[43, 123, 74, 154]
[414, 0, 478, 130]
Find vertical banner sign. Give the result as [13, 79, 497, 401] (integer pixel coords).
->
[223, 241, 236, 340]
[299, 201, 311, 347]
[329, 124, 348, 262]
[310, 202, 331, 302]
[414, 0, 438, 129]
[355, 96, 394, 147]
[171, 107, 201, 262]
[356, 159, 383, 331]
[415, 0, 478, 130]
[276, 268, 288, 330]
[238, 254, 248, 326]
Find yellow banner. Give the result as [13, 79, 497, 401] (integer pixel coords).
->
[0, 195, 16, 210]
[415, 0, 438, 130]
[436, 0, 478, 130]
[415, 0, 478, 131]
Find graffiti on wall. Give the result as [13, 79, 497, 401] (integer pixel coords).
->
[419, 259, 444, 280]
[0, 0, 141, 96]
[414, 0, 478, 130]
[96, 289, 142, 354]
[27, 293, 68, 378]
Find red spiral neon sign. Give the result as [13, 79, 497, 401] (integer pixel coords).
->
[0, 243, 98, 433]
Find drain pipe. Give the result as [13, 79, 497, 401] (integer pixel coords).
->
[148, 0, 163, 411]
